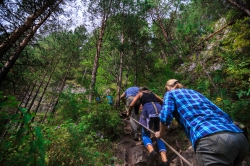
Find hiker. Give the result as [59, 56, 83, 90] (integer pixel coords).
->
[128, 87, 169, 166]
[106, 95, 113, 105]
[155, 79, 249, 166]
[95, 96, 101, 103]
[120, 86, 140, 141]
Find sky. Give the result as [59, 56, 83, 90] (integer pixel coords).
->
[59, 0, 99, 33]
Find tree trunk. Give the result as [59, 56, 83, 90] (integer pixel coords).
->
[0, 85, 31, 144]
[23, 81, 38, 108]
[155, 8, 169, 43]
[116, 31, 124, 108]
[0, 6, 57, 84]
[44, 62, 71, 122]
[89, 0, 113, 102]
[226, 0, 250, 16]
[31, 58, 59, 123]
[89, 26, 104, 102]
[19, 58, 54, 129]
[151, 4, 181, 58]
[15, 81, 38, 129]
[0, 0, 62, 58]
[133, 41, 138, 86]
[51, 66, 69, 116]
[125, 66, 129, 88]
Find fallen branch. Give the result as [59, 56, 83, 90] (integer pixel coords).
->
[193, 19, 235, 50]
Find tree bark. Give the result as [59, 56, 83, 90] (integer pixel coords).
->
[0, 5, 58, 84]
[116, 31, 124, 108]
[31, 58, 59, 123]
[23, 81, 38, 109]
[0, 1, 59, 58]
[0, 85, 31, 144]
[89, 0, 113, 102]
[51, 65, 70, 116]
[226, 0, 250, 16]
[18, 58, 54, 129]
[133, 41, 138, 86]
[44, 62, 71, 122]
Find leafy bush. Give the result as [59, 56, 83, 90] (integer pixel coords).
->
[0, 93, 45, 166]
[45, 92, 123, 165]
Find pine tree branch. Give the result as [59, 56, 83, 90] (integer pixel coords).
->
[226, 0, 250, 16]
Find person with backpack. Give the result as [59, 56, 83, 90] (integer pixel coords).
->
[128, 87, 169, 166]
[106, 95, 113, 105]
[120, 86, 140, 141]
[155, 79, 249, 166]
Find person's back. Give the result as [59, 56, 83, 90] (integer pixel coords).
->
[140, 91, 158, 105]
[120, 86, 140, 141]
[157, 79, 249, 166]
[162, 88, 242, 146]
[125, 86, 140, 98]
[107, 95, 113, 105]
[129, 87, 168, 165]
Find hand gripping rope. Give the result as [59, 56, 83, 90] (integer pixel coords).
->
[130, 117, 193, 166]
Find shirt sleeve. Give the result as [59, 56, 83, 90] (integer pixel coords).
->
[160, 92, 175, 126]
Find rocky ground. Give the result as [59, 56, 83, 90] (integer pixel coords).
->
[111, 113, 250, 166]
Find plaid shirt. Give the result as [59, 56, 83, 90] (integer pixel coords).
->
[160, 88, 242, 148]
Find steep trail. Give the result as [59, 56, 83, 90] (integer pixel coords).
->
[111, 112, 198, 166]
[110, 112, 250, 166]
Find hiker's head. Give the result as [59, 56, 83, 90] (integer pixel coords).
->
[165, 79, 183, 91]
[139, 86, 150, 92]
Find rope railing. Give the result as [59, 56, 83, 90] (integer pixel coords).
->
[130, 117, 193, 166]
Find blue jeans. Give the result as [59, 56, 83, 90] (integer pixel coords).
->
[142, 117, 167, 152]
[195, 132, 249, 166]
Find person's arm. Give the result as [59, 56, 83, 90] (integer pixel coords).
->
[120, 92, 126, 104]
[155, 92, 173, 138]
[154, 93, 163, 105]
[127, 92, 141, 116]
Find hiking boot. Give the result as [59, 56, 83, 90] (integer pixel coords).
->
[133, 133, 139, 141]
[148, 150, 159, 166]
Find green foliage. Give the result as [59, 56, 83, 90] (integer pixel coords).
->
[146, 64, 183, 96]
[45, 91, 122, 165]
[174, 0, 228, 56]
[218, 18, 250, 100]
[1, 0, 250, 165]
[170, 1, 250, 127]
[195, 79, 211, 97]
[0, 94, 45, 166]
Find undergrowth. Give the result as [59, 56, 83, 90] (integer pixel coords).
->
[0, 91, 123, 166]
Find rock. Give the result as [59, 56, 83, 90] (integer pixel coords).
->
[130, 145, 148, 165]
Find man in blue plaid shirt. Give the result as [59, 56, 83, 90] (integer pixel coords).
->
[155, 79, 249, 166]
